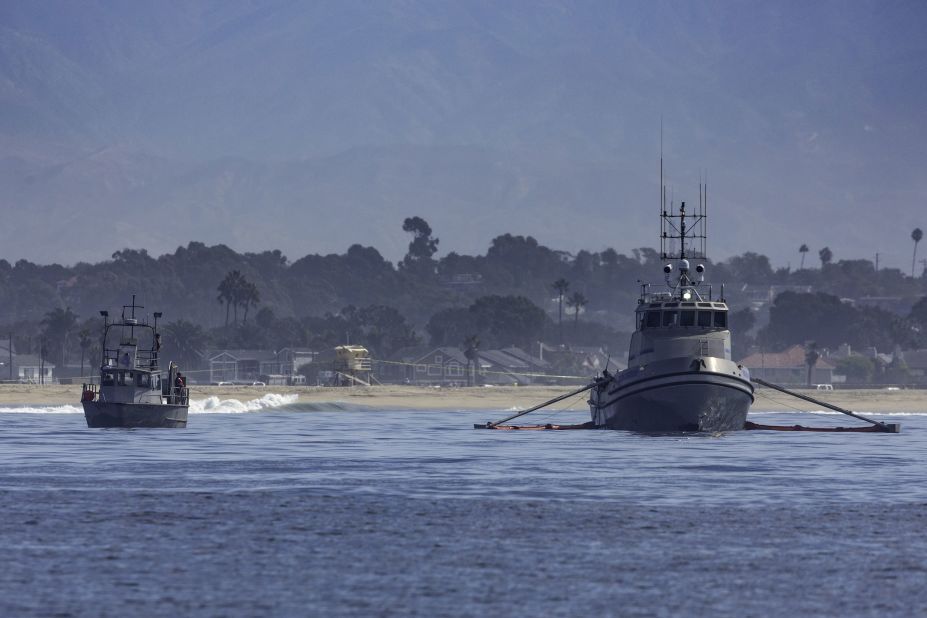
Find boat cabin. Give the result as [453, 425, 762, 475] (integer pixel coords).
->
[628, 299, 732, 366]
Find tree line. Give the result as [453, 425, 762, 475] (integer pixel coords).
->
[2, 217, 926, 372]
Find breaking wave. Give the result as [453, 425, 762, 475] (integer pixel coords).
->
[0, 394, 367, 415]
[0, 404, 84, 414]
[190, 393, 300, 414]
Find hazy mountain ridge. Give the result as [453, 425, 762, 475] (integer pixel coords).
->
[1, 1, 925, 267]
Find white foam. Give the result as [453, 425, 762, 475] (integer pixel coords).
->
[189, 393, 299, 414]
[0, 404, 83, 414]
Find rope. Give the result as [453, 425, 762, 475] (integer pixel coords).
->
[60, 355, 591, 384]
[530, 391, 590, 424]
[369, 357, 589, 380]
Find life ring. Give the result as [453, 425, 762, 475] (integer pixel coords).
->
[81, 389, 95, 402]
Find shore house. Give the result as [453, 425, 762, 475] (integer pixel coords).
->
[208, 349, 279, 384]
[739, 345, 835, 386]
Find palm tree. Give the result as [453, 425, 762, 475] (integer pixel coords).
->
[912, 228, 923, 277]
[217, 271, 240, 326]
[551, 278, 569, 343]
[566, 292, 588, 330]
[805, 342, 820, 387]
[240, 282, 260, 324]
[463, 334, 480, 387]
[78, 329, 92, 379]
[798, 244, 809, 270]
[217, 270, 259, 326]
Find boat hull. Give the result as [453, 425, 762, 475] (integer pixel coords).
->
[590, 359, 754, 432]
[82, 401, 188, 428]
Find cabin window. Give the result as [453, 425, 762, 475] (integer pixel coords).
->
[698, 311, 713, 327]
[662, 311, 677, 327]
[102, 372, 115, 386]
[714, 311, 728, 328]
[117, 371, 127, 386]
[680, 310, 695, 326]
[136, 373, 151, 388]
[645, 311, 661, 328]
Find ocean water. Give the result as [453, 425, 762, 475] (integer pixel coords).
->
[1, 395, 925, 617]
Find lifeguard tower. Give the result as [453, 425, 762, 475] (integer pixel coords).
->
[333, 345, 373, 386]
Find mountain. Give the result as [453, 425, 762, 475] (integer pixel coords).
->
[1, 0, 925, 268]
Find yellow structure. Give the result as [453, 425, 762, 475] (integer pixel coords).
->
[333, 345, 372, 385]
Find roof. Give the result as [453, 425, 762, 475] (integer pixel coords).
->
[500, 346, 550, 369]
[390, 345, 432, 362]
[478, 349, 530, 369]
[739, 345, 835, 370]
[208, 349, 278, 362]
[414, 347, 469, 365]
[12, 354, 55, 368]
[897, 349, 927, 368]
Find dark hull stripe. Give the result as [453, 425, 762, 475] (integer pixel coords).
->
[607, 369, 753, 397]
[596, 375, 754, 410]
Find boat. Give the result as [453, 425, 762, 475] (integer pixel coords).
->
[588, 178, 754, 432]
[80, 296, 189, 428]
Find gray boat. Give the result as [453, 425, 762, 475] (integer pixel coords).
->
[81, 296, 189, 428]
[588, 181, 753, 432]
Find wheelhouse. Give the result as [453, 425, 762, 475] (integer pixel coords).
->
[636, 301, 729, 331]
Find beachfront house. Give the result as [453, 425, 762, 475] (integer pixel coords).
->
[739, 344, 835, 386]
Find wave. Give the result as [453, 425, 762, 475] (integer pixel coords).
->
[190, 393, 300, 414]
[0, 394, 343, 415]
[0, 404, 83, 414]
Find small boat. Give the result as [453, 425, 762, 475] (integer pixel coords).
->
[81, 296, 189, 428]
[588, 179, 754, 432]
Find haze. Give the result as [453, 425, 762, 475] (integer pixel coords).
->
[1, 0, 925, 269]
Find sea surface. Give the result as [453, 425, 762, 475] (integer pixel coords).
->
[1, 394, 925, 617]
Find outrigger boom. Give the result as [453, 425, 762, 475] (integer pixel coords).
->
[475, 378, 901, 433]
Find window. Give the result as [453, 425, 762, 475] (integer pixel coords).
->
[645, 311, 661, 328]
[102, 372, 115, 386]
[698, 311, 712, 327]
[434, 355, 443, 364]
[427, 365, 441, 376]
[714, 311, 727, 328]
[136, 373, 151, 388]
[680, 310, 695, 326]
[416, 364, 426, 374]
[447, 364, 463, 377]
[662, 311, 677, 327]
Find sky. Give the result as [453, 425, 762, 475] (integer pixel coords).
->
[1, 0, 925, 271]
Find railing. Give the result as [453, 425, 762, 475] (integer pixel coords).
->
[163, 386, 189, 406]
[81, 383, 99, 402]
[101, 348, 160, 371]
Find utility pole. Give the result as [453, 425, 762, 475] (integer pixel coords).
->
[875, 252, 880, 271]
[8, 331, 12, 381]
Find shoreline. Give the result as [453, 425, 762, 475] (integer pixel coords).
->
[0, 384, 925, 413]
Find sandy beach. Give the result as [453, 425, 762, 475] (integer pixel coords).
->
[1, 383, 925, 413]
